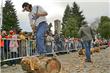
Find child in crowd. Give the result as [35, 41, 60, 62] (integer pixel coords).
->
[31, 39, 36, 55]
[19, 32, 26, 56]
[9, 30, 18, 66]
[26, 34, 32, 56]
[45, 32, 53, 53]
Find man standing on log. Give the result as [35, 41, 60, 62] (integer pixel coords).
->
[22, 2, 48, 56]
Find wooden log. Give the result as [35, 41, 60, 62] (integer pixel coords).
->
[78, 49, 85, 55]
[90, 48, 95, 54]
[94, 47, 100, 52]
[78, 47, 100, 56]
[46, 57, 61, 73]
[21, 56, 61, 73]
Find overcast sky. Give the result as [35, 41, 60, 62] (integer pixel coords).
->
[0, 0, 110, 32]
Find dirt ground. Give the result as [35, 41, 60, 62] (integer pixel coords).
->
[1, 47, 110, 73]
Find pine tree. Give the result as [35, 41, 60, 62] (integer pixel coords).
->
[71, 2, 86, 28]
[62, 5, 71, 25]
[62, 5, 72, 37]
[64, 17, 78, 37]
[2, 0, 21, 32]
[62, 2, 86, 38]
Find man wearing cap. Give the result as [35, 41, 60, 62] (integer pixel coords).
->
[22, 2, 48, 55]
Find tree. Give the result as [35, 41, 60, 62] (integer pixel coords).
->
[64, 17, 78, 37]
[62, 2, 86, 38]
[2, 0, 21, 32]
[62, 5, 71, 25]
[62, 5, 71, 36]
[98, 16, 110, 39]
[71, 2, 86, 28]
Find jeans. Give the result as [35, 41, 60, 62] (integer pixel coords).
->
[83, 40, 91, 60]
[35, 21, 48, 55]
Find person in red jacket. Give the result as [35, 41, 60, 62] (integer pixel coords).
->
[0, 32, 4, 60]
[1, 30, 10, 60]
[108, 40, 110, 47]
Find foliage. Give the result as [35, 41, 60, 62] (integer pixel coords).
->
[2, 0, 21, 32]
[62, 2, 86, 38]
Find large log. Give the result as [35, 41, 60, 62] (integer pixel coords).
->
[78, 48, 85, 55]
[93, 47, 100, 52]
[78, 47, 101, 55]
[21, 56, 61, 73]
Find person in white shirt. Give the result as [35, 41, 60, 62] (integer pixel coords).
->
[22, 2, 48, 55]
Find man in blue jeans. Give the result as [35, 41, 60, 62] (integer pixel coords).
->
[22, 2, 48, 55]
[78, 24, 95, 62]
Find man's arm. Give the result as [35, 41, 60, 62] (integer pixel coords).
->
[36, 12, 48, 16]
[28, 14, 36, 32]
[35, 6, 48, 17]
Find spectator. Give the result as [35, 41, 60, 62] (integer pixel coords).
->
[19, 32, 26, 56]
[26, 34, 32, 56]
[74, 38, 79, 50]
[1, 30, 9, 60]
[45, 32, 53, 53]
[0, 32, 4, 60]
[9, 30, 18, 66]
[108, 40, 110, 47]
